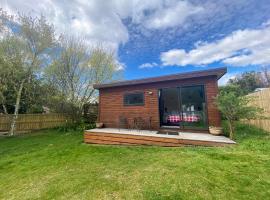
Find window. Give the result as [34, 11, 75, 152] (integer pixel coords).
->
[124, 92, 144, 106]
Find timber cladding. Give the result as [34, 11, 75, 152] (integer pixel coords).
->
[84, 131, 231, 147]
[98, 76, 221, 130]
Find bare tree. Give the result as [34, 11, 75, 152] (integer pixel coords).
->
[46, 37, 122, 120]
[262, 66, 270, 87]
[0, 8, 13, 37]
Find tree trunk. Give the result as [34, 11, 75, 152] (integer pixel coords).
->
[263, 67, 270, 86]
[2, 104, 8, 114]
[228, 120, 234, 139]
[9, 80, 25, 136]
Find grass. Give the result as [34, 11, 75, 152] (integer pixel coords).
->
[0, 124, 269, 200]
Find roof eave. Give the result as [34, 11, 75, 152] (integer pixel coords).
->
[94, 67, 227, 89]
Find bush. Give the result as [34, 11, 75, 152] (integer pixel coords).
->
[216, 90, 262, 139]
[56, 121, 96, 132]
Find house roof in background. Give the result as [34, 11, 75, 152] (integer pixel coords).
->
[93, 67, 227, 89]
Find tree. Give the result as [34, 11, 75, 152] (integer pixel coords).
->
[215, 89, 262, 139]
[0, 69, 8, 114]
[261, 66, 270, 87]
[0, 58, 53, 114]
[0, 8, 13, 37]
[1, 11, 15, 112]
[46, 37, 122, 121]
[219, 84, 244, 97]
[1, 9, 122, 133]
[0, 13, 56, 135]
[0, 36, 27, 116]
[228, 71, 263, 95]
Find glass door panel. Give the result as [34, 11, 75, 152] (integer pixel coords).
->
[180, 85, 208, 129]
[159, 88, 181, 127]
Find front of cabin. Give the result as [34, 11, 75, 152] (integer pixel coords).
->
[94, 67, 227, 132]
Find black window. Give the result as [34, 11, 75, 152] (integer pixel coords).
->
[123, 92, 144, 106]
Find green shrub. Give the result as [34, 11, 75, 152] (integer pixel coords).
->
[55, 121, 96, 132]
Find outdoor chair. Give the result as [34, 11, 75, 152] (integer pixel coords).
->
[147, 116, 152, 130]
[118, 116, 129, 131]
[133, 117, 145, 131]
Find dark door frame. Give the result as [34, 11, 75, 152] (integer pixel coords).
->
[158, 85, 209, 131]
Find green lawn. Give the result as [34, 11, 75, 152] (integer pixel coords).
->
[0, 124, 269, 200]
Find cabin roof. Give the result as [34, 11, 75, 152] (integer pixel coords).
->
[93, 67, 227, 89]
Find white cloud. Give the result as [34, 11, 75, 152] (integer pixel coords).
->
[161, 49, 187, 66]
[0, 0, 203, 52]
[161, 22, 270, 67]
[115, 60, 126, 71]
[143, 1, 203, 29]
[218, 73, 237, 86]
[0, 0, 130, 51]
[139, 62, 158, 69]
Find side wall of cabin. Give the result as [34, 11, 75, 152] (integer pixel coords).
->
[98, 76, 221, 130]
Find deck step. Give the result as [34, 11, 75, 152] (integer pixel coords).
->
[84, 129, 235, 147]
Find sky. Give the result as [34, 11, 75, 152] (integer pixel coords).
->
[1, 0, 270, 85]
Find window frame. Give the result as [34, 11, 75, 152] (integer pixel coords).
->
[123, 92, 145, 106]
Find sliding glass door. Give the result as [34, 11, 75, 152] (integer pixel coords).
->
[180, 85, 207, 129]
[159, 88, 181, 127]
[159, 85, 208, 130]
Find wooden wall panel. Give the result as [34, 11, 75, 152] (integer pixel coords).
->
[98, 76, 221, 130]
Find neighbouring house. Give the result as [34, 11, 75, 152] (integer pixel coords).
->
[93, 67, 227, 132]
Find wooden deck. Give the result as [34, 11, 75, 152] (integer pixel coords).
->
[84, 128, 236, 147]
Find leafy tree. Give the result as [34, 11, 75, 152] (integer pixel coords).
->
[0, 69, 54, 114]
[228, 71, 264, 94]
[20, 77, 56, 113]
[219, 84, 244, 97]
[1, 9, 122, 133]
[215, 90, 262, 139]
[0, 36, 27, 114]
[0, 13, 56, 135]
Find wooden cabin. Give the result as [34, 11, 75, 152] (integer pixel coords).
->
[93, 67, 227, 132]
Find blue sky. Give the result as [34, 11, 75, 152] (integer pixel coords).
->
[1, 0, 270, 85]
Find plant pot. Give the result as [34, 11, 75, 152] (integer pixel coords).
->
[209, 126, 223, 135]
[96, 122, 104, 128]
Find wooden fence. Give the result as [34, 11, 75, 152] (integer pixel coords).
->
[244, 88, 270, 132]
[0, 113, 71, 132]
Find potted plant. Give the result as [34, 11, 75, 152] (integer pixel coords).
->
[95, 122, 104, 128]
[209, 126, 223, 135]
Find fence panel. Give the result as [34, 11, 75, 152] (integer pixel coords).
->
[244, 88, 270, 133]
[0, 113, 71, 132]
